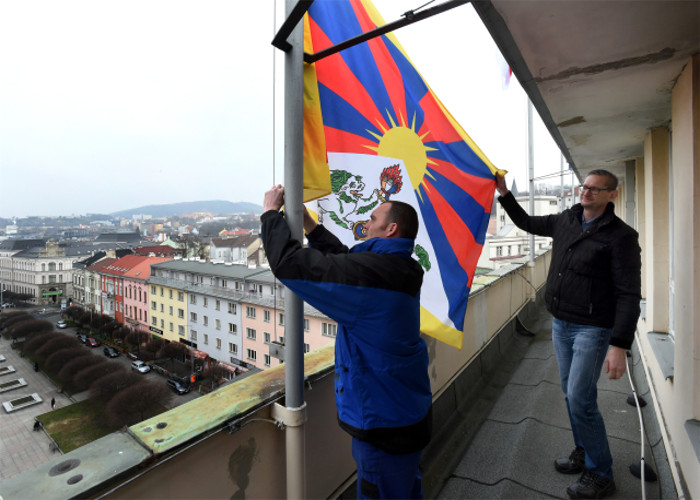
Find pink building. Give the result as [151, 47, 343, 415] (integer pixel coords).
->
[122, 256, 172, 333]
[239, 301, 337, 370]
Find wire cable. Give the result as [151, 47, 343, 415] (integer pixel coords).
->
[625, 338, 647, 500]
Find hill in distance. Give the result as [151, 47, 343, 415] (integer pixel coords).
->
[110, 200, 262, 218]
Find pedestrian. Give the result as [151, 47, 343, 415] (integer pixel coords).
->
[50, 397, 56, 410]
[496, 170, 641, 499]
[261, 185, 432, 499]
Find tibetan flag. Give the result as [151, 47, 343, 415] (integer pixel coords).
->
[304, 0, 499, 349]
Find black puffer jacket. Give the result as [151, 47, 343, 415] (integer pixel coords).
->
[499, 192, 641, 350]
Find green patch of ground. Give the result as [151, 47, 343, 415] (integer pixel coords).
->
[37, 399, 117, 452]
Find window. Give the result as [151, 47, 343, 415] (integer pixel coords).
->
[152, 316, 157, 325]
[228, 342, 237, 354]
[179, 309, 185, 319]
[190, 294, 196, 304]
[190, 312, 197, 322]
[169, 322, 174, 332]
[304, 343, 310, 353]
[178, 291, 184, 302]
[203, 297, 208, 308]
[222, 279, 227, 288]
[151, 285, 156, 294]
[496, 246, 503, 257]
[278, 313, 285, 326]
[191, 330, 197, 341]
[264, 332, 271, 344]
[203, 316, 208, 326]
[169, 306, 173, 316]
[169, 290, 173, 299]
[178, 325, 185, 336]
[160, 287, 164, 296]
[216, 319, 221, 330]
[228, 323, 237, 334]
[263, 310, 271, 323]
[204, 334, 209, 345]
[303, 318, 310, 332]
[322, 322, 337, 338]
[247, 349, 257, 361]
[264, 354, 271, 367]
[216, 338, 221, 349]
[215, 300, 221, 311]
[160, 319, 164, 328]
[228, 302, 236, 314]
[160, 304, 164, 313]
[246, 328, 256, 340]
[246, 306, 256, 319]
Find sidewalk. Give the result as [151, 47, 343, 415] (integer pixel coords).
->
[0, 334, 72, 482]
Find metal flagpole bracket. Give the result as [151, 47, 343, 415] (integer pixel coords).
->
[272, 401, 308, 429]
[272, 0, 314, 52]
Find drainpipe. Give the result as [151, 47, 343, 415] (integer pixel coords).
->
[279, 1, 307, 498]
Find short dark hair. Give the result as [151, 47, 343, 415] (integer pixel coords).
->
[587, 169, 618, 190]
[386, 201, 419, 240]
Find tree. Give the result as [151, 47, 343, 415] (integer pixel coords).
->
[89, 371, 142, 404]
[45, 347, 90, 373]
[0, 312, 35, 332]
[105, 381, 172, 427]
[5, 319, 53, 340]
[145, 337, 164, 361]
[74, 361, 125, 391]
[58, 356, 106, 385]
[125, 331, 149, 356]
[23, 332, 59, 356]
[113, 326, 130, 344]
[35, 336, 81, 362]
[159, 341, 188, 371]
[202, 360, 228, 390]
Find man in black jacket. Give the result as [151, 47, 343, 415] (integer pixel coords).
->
[496, 170, 641, 499]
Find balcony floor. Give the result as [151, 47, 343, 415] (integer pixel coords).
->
[436, 314, 677, 499]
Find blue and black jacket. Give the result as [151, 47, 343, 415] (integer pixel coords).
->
[261, 210, 432, 454]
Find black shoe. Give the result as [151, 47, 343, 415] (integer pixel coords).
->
[555, 446, 585, 474]
[566, 470, 616, 499]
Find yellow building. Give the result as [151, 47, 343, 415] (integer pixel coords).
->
[148, 283, 188, 343]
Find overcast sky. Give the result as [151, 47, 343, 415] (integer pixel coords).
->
[0, 1, 564, 219]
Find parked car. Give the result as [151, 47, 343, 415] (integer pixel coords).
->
[77, 333, 88, 344]
[1, 302, 14, 309]
[56, 319, 67, 329]
[131, 360, 151, 374]
[103, 346, 119, 358]
[167, 379, 191, 395]
[86, 337, 101, 347]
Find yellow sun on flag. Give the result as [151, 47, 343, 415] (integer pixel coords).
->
[365, 111, 437, 199]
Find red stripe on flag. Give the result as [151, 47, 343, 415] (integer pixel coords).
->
[325, 127, 378, 155]
[430, 159, 496, 213]
[417, 91, 463, 144]
[423, 179, 483, 288]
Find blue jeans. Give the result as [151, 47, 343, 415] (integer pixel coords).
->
[552, 317, 614, 480]
[352, 438, 423, 499]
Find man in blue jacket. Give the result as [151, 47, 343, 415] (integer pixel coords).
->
[496, 170, 641, 499]
[261, 185, 432, 499]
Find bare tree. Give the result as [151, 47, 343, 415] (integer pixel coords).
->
[74, 362, 125, 391]
[35, 336, 82, 362]
[23, 332, 59, 356]
[58, 355, 105, 384]
[125, 331, 149, 356]
[113, 326, 130, 344]
[159, 341, 188, 372]
[89, 371, 142, 404]
[45, 347, 90, 373]
[202, 360, 228, 390]
[0, 312, 35, 333]
[105, 381, 172, 426]
[145, 337, 164, 361]
[6, 319, 53, 340]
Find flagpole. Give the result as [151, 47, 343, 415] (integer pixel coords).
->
[282, 0, 306, 497]
[527, 98, 535, 265]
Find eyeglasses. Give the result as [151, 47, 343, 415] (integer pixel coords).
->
[580, 185, 614, 195]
